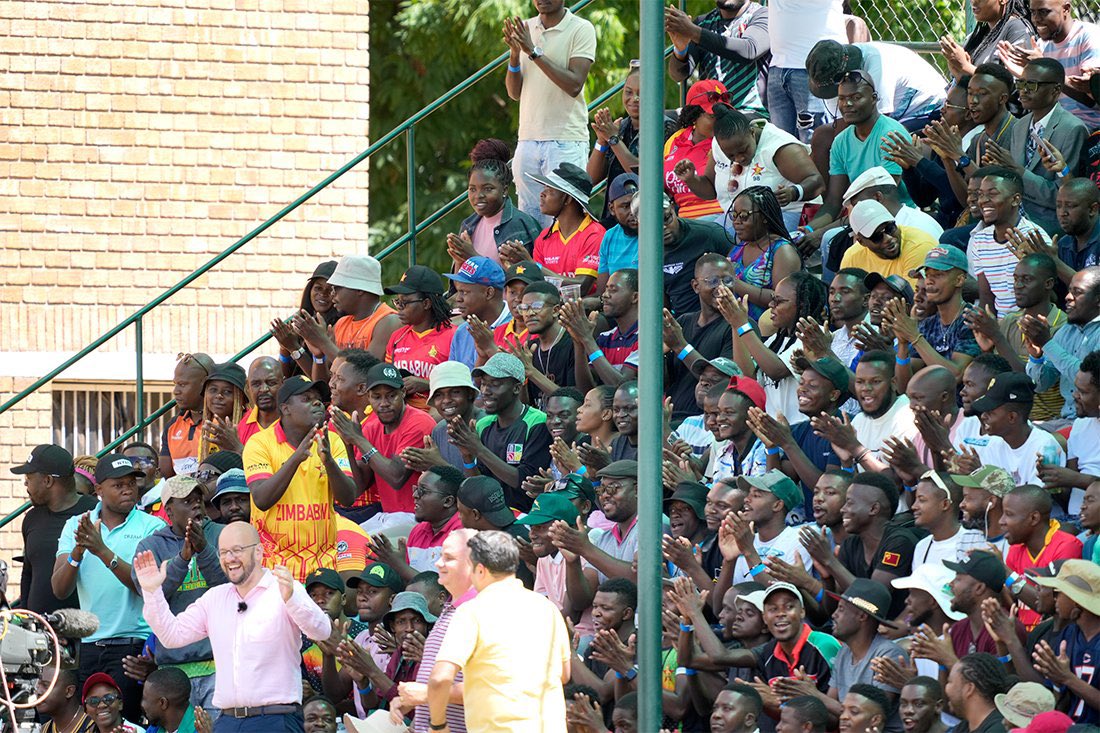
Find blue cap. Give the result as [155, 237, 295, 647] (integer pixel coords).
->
[445, 256, 506, 289]
[608, 173, 639, 202]
[212, 468, 249, 503]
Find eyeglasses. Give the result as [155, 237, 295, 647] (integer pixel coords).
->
[515, 301, 550, 314]
[412, 487, 446, 499]
[86, 693, 120, 708]
[867, 221, 898, 244]
[393, 298, 426, 310]
[702, 275, 737, 289]
[1015, 79, 1059, 93]
[193, 469, 219, 483]
[128, 457, 156, 467]
[217, 543, 259, 559]
[596, 479, 634, 496]
[689, 90, 732, 107]
[729, 210, 759, 223]
[942, 102, 967, 112]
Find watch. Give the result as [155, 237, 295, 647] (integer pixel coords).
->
[607, 134, 621, 147]
[108, 554, 119, 570]
[290, 346, 306, 360]
[954, 155, 971, 173]
[529, 45, 544, 60]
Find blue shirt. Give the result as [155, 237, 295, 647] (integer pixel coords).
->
[58, 504, 165, 642]
[1057, 218, 1100, 272]
[449, 307, 512, 369]
[1027, 315, 1100, 418]
[789, 419, 842, 525]
[917, 311, 981, 360]
[1057, 622, 1100, 723]
[598, 224, 639, 274]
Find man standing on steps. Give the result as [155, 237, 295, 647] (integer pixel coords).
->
[12, 444, 97, 615]
[238, 356, 285, 447]
[160, 352, 215, 479]
[503, 0, 597, 225]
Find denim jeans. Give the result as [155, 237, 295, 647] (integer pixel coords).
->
[512, 139, 589, 227]
[767, 67, 815, 142]
[214, 712, 304, 732]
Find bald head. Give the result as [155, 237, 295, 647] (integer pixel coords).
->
[219, 521, 259, 548]
[907, 365, 957, 413]
[249, 356, 281, 376]
[247, 356, 284, 413]
[910, 366, 955, 395]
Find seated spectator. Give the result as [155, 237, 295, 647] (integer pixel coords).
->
[910, 472, 984, 568]
[383, 266, 455, 411]
[244, 376, 356, 581]
[1054, 178, 1100, 277]
[664, 80, 728, 220]
[82, 672, 142, 733]
[953, 466, 1014, 556]
[664, 253, 735, 424]
[662, 194, 731, 315]
[211, 468, 250, 525]
[272, 261, 337, 376]
[382, 465, 464, 582]
[160, 352, 214, 478]
[494, 260, 542, 350]
[941, 654, 1012, 733]
[606, 381, 639, 462]
[865, 272, 915, 332]
[316, 255, 399, 363]
[238, 356, 284, 447]
[518, 491, 594, 636]
[776, 695, 830, 733]
[509, 281, 576, 408]
[595, 174, 640, 281]
[562, 267, 638, 390]
[812, 470, 851, 546]
[722, 471, 813, 586]
[11, 444, 97, 615]
[841, 200, 938, 289]
[543, 388, 583, 470]
[662, 481, 713, 584]
[570, 577, 638, 703]
[401, 361, 482, 475]
[986, 59, 1090, 235]
[1026, 266, 1100, 421]
[890, 569, 967, 676]
[34, 667, 90, 733]
[454, 476, 533, 589]
[705, 379, 768, 484]
[965, 253, 1067, 422]
[302, 697, 337, 733]
[848, 352, 919, 463]
[707, 682, 764, 733]
[846, 166, 946, 239]
[342, 562, 403, 715]
[674, 105, 824, 233]
[199, 362, 249, 459]
[724, 187, 802, 322]
[446, 256, 510, 370]
[300, 568, 367, 697]
[448, 138, 541, 266]
[939, 171, 986, 252]
[1039, 352, 1100, 514]
[672, 359, 739, 459]
[724, 271, 829, 425]
[806, 40, 948, 130]
[122, 441, 160, 497]
[525, 162, 604, 296]
[937, 552, 1023, 660]
[665, 1, 769, 117]
[943, 0, 1035, 78]
[838, 686, 894, 733]
[972, 372, 1066, 486]
[564, 384, 617, 464]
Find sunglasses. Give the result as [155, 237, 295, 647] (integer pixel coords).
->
[919, 470, 951, 494]
[868, 221, 898, 244]
[629, 59, 640, 69]
[728, 210, 759, 223]
[835, 70, 872, 87]
[690, 90, 732, 107]
[1015, 79, 1059, 93]
[86, 693, 121, 708]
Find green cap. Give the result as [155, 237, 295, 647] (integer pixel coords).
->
[951, 465, 1014, 498]
[805, 357, 850, 398]
[664, 481, 708, 521]
[736, 470, 804, 513]
[596, 460, 638, 479]
[920, 245, 968, 272]
[346, 562, 404, 593]
[555, 473, 597, 506]
[517, 492, 580, 526]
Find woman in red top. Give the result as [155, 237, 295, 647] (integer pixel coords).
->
[384, 266, 455, 411]
[664, 79, 727, 220]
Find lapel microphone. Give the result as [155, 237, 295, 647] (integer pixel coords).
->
[237, 602, 247, 614]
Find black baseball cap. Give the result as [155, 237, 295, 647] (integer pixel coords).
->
[971, 372, 1036, 414]
[864, 272, 915, 304]
[346, 562, 404, 593]
[304, 567, 345, 593]
[11, 444, 74, 477]
[365, 363, 404, 391]
[94, 453, 145, 484]
[944, 550, 1007, 592]
[277, 375, 331, 406]
[457, 476, 516, 527]
[384, 265, 445, 295]
[504, 260, 545, 286]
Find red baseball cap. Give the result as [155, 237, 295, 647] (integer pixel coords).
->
[1010, 711, 1074, 733]
[685, 79, 730, 114]
[729, 376, 766, 412]
[81, 672, 121, 704]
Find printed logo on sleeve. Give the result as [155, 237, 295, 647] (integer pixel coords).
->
[881, 551, 901, 567]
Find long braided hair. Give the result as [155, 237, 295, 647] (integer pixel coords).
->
[768, 271, 829, 354]
[727, 185, 793, 285]
[964, 0, 1035, 66]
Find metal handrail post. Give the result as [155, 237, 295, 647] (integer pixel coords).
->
[135, 316, 144, 439]
[407, 126, 417, 266]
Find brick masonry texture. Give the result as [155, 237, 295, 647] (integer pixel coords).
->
[0, 0, 370, 556]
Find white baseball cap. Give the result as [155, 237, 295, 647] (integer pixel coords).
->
[891, 562, 966, 621]
[849, 199, 896, 239]
[843, 165, 896, 204]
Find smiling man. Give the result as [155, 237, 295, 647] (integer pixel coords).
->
[841, 200, 938, 288]
[53, 453, 166, 723]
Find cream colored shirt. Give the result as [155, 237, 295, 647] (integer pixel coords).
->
[517, 10, 597, 142]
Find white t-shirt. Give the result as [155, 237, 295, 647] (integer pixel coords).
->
[851, 395, 918, 461]
[761, 335, 808, 425]
[1066, 417, 1100, 515]
[855, 43, 947, 121]
[733, 524, 813, 583]
[714, 123, 817, 215]
[896, 205, 945, 240]
[912, 526, 986, 570]
[768, 0, 846, 68]
[980, 425, 1066, 487]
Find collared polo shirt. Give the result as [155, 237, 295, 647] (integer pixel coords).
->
[1006, 521, 1082, 629]
[533, 215, 604, 290]
[160, 411, 200, 477]
[57, 505, 165, 642]
[516, 9, 597, 142]
[406, 513, 464, 573]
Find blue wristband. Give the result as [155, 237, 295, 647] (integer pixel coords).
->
[766, 446, 782, 456]
[357, 682, 373, 695]
[594, 142, 608, 153]
[814, 587, 825, 603]
[804, 224, 814, 233]
[587, 349, 605, 364]
[840, 466, 855, 474]
[507, 63, 521, 73]
[679, 623, 694, 633]
[673, 46, 688, 59]
[677, 345, 695, 361]
[575, 466, 587, 476]
[997, 654, 1011, 663]
[462, 460, 477, 470]
[896, 357, 911, 365]
[681, 667, 697, 676]
[1028, 354, 1045, 365]
[736, 323, 753, 337]
[749, 563, 767, 578]
[278, 353, 292, 365]
[615, 667, 638, 680]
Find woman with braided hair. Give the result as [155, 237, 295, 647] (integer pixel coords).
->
[448, 138, 542, 267]
[199, 362, 249, 459]
[725, 186, 801, 321]
[383, 266, 456, 412]
[941, 0, 1035, 80]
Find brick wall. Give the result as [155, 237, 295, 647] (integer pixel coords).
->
[0, 0, 370, 558]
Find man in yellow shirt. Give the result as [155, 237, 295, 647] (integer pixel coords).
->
[840, 199, 938, 289]
[429, 530, 571, 732]
[243, 375, 358, 582]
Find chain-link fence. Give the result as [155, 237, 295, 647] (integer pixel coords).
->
[850, 0, 967, 45]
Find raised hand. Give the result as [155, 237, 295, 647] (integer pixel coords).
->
[980, 596, 1016, 645]
[963, 304, 1001, 352]
[852, 321, 895, 353]
[203, 416, 244, 453]
[747, 407, 793, 451]
[714, 285, 750, 329]
[1033, 640, 1073, 685]
[870, 655, 918, 689]
[497, 240, 530, 269]
[447, 416, 482, 460]
[402, 630, 426, 663]
[995, 38, 1042, 78]
[980, 140, 1019, 171]
[368, 533, 407, 568]
[661, 535, 699, 572]
[1005, 227, 1056, 261]
[548, 517, 591, 562]
[401, 434, 446, 472]
[798, 525, 834, 567]
[909, 623, 957, 667]
[550, 439, 582, 475]
[273, 565, 296, 602]
[945, 444, 982, 474]
[796, 317, 832, 360]
[591, 108, 618, 144]
[880, 130, 925, 170]
[938, 35, 972, 79]
[566, 691, 608, 733]
[1019, 313, 1053, 356]
[881, 435, 923, 479]
[577, 435, 611, 472]
[881, 297, 919, 344]
[446, 230, 476, 265]
[75, 512, 108, 559]
[921, 118, 965, 163]
[194, 707, 214, 733]
[121, 651, 157, 682]
[522, 466, 556, 499]
[1036, 137, 1067, 174]
[270, 317, 303, 354]
[810, 411, 860, 461]
[133, 550, 169, 593]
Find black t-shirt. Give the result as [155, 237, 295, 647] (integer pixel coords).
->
[525, 332, 576, 409]
[838, 522, 925, 618]
[663, 219, 729, 316]
[667, 312, 734, 423]
[477, 407, 552, 512]
[20, 495, 99, 614]
[502, 521, 535, 589]
[609, 434, 638, 462]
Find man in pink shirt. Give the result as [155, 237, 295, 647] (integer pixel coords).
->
[135, 521, 332, 730]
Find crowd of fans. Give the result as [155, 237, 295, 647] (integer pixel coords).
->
[12, 0, 1100, 731]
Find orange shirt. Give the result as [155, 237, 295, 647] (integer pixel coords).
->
[532, 216, 604, 292]
[664, 127, 724, 219]
[160, 411, 201, 477]
[236, 406, 275, 447]
[333, 303, 397, 351]
[494, 319, 529, 349]
[335, 515, 373, 573]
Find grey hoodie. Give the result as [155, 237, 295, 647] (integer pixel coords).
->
[132, 519, 227, 666]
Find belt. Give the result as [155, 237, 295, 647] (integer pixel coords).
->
[87, 638, 145, 647]
[223, 704, 301, 718]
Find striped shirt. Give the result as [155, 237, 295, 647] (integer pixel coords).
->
[412, 593, 472, 733]
[682, 3, 768, 115]
[1040, 20, 1100, 130]
[595, 320, 638, 367]
[966, 216, 1050, 316]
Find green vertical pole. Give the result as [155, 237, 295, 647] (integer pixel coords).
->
[135, 316, 144, 441]
[637, 2, 665, 731]
[407, 126, 417, 267]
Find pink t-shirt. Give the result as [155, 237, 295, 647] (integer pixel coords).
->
[535, 553, 595, 638]
[472, 210, 504, 262]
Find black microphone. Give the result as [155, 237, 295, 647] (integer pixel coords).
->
[237, 602, 247, 614]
